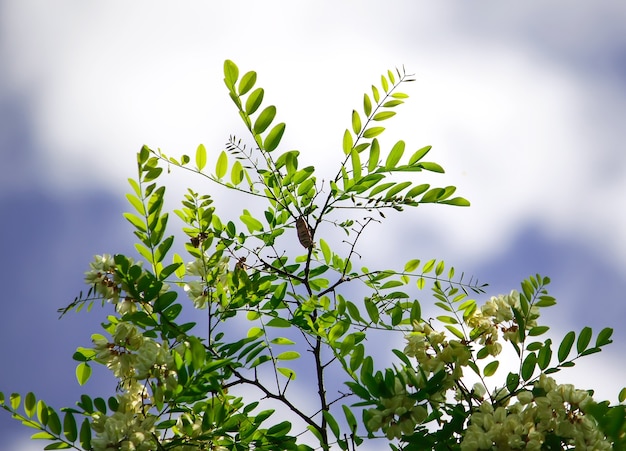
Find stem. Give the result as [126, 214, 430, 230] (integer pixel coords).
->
[313, 336, 330, 449]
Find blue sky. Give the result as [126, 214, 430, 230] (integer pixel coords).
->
[1, 2, 625, 450]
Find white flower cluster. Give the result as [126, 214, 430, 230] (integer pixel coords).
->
[90, 322, 178, 450]
[85, 254, 122, 304]
[366, 377, 428, 439]
[466, 290, 539, 356]
[84, 254, 168, 315]
[183, 255, 230, 309]
[461, 375, 611, 450]
[91, 390, 158, 451]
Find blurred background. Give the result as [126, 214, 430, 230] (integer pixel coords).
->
[1, 1, 625, 449]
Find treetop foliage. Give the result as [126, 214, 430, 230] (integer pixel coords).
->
[2, 59, 625, 451]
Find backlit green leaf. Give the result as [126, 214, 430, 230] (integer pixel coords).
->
[277, 367, 296, 380]
[408, 146, 432, 165]
[240, 213, 263, 233]
[350, 149, 361, 181]
[276, 351, 300, 361]
[271, 337, 295, 345]
[245, 88, 264, 115]
[195, 144, 207, 171]
[76, 362, 92, 386]
[385, 140, 405, 169]
[215, 150, 228, 179]
[231, 160, 243, 185]
[223, 60, 239, 89]
[363, 127, 385, 139]
[253, 106, 276, 134]
[363, 93, 372, 117]
[483, 360, 499, 377]
[320, 238, 331, 264]
[419, 161, 444, 173]
[352, 110, 362, 134]
[343, 129, 353, 155]
[238, 71, 257, 96]
[264, 122, 286, 152]
[367, 139, 380, 173]
[373, 111, 396, 121]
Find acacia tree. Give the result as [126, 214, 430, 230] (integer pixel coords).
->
[2, 60, 625, 451]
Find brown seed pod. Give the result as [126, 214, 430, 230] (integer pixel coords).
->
[295, 216, 313, 249]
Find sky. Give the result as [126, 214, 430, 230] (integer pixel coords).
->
[1, 1, 625, 450]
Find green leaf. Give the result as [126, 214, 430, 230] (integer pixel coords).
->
[31, 431, 55, 440]
[404, 259, 420, 272]
[369, 181, 394, 197]
[319, 238, 331, 264]
[223, 60, 239, 89]
[410, 300, 421, 322]
[446, 325, 465, 340]
[528, 326, 550, 337]
[277, 367, 296, 380]
[380, 74, 389, 92]
[537, 340, 552, 370]
[440, 197, 471, 207]
[10, 393, 20, 410]
[406, 184, 430, 198]
[266, 317, 291, 328]
[408, 145, 432, 165]
[342, 405, 358, 433]
[372, 84, 380, 103]
[343, 129, 353, 155]
[419, 161, 445, 173]
[215, 150, 228, 179]
[364, 298, 379, 323]
[363, 93, 372, 117]
[63, 411, 78, 442]
[125, 193, 145, 216]
[386, 140, 405, 169]
[385, 181, 412, 199]
[323, 410, 341, 440]
[238, 70, 257, 96]
[47, 409, 62, 435]
[76, 363, 92, 386]
[483, 360, 499, 377]
[422, 259, 436, 273]
[372, 111, 396, 121]
[596, 327, 613, 347]
[245, 87, 264, 115]
[558, 331, 575, 362]
[195, 144, 207, 171]
[79, 418, 91, 449]
[44, 442, 71, 450]
[264, 122, 286, 152]
[363, 127, 385, 139]
[521, 352, 537, 381]
[352, 110, 362, 134]
[506, 372, 520, 393]
[271, 337, 296, 345]
[231, 160, 244, 185]
[276, 351, 300, 361]
[367, 139, 380, 173]
[21, 392, 35, 418]
[253, 105, 276, 134]
[350, 149, 361, 181]
[577, 326, 592, 353]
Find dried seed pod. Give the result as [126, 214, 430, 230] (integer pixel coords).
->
[296, 216, 313, 249]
